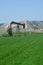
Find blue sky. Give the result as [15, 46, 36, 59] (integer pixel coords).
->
[0, 0, 43, 23]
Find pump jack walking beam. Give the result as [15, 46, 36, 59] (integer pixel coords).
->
[10, 21, 25, 29]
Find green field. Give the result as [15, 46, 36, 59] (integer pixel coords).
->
[0, 33, 43, 65]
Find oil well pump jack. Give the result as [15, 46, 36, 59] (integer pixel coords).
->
[7, 21, 25, 36]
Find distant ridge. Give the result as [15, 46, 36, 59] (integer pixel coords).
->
[0, 20, 43, 29]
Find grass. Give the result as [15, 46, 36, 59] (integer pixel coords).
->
[0, 33, 43, 65]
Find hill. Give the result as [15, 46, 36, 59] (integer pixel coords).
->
[0, 20, 43, 33]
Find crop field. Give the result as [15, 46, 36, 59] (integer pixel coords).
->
[0, 33, 43, 65]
